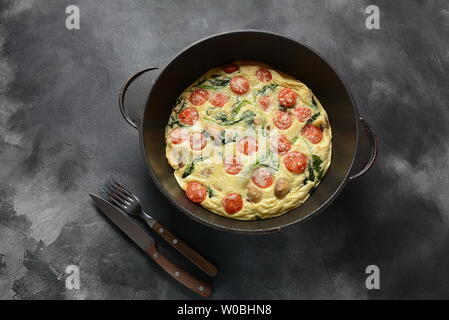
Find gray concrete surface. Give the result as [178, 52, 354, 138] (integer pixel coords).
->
[1, 0, 448, 299]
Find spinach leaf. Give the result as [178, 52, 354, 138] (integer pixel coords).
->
[209, 78, 230, 86]
[304, 155, 323, 184]
[257, 151, 279, 171]
[312, 155, 323, 172]
[257, 83, 278, 96]
[311, 96, 318, 109]
[307, 112, 320, 124]
[307, 162, 315, 182]
[168, 115, 184, 128]
[207, 187, 215, 198]
[305, 154, 324, 190]
[312, 155, 324, 179]
[174, 98, 187, 114]
[215, 112, 230, 123]
[182, 156, 207, 178]
[196, 76, 229, 90]
[205, 99, 252, 126]
[208, 110, 256, 126]
[231, 99, 251, 117]
[182, 164, 195, 179]
[168, 99, 189, 128]
[198, 84, 216, 90]
[240, 110, 256, 126]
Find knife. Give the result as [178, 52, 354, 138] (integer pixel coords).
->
[90, 193, 212, 298]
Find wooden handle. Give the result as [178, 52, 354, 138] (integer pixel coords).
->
[152, 222, 218, 277]
[147, 243, 212, 298]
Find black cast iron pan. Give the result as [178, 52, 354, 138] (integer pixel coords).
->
[118, 30, 378, 234]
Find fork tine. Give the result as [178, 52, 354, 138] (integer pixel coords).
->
[105, 181, 129, 201]
[103, 184, 130, 206]
[108, 195, 127, 210]
[107, 180, 133, 202]
[102, 186, 123, 206]
[103, 190, 128, 210]
[110, 179, 134, 199]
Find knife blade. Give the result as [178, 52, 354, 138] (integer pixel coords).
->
[89, 193, 212, 298]
[90, 193, 154, 251]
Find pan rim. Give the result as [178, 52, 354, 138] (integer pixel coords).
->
[140, 29, 360, 234]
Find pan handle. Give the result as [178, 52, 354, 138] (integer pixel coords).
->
[349, 117, 378, 180]
[118, 67, 159, 130]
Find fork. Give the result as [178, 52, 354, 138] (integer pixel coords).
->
[103, 180, 218, 277]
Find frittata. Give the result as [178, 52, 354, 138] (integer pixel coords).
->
[165, 61, 332, 220]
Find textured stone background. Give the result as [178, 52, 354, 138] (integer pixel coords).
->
[1, 0, 448, 299]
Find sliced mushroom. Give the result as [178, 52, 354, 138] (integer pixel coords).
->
[274, 178, 290, 199]
[247, 186, 263, 203]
